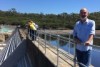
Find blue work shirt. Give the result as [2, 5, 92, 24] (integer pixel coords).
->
[73, 19, 95, 51]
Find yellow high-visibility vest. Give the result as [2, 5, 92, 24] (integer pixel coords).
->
[29, 22, 36, 30]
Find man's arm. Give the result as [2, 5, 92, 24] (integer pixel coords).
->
[85, 34, 94, 46]
[85, 20, 95, 46]
[74, 36, 82, 44]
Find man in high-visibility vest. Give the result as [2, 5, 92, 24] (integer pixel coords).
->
[28, 20, 38, 40]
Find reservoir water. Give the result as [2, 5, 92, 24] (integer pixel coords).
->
[50, 40, 100, 67]
[0, 25, 13, 33]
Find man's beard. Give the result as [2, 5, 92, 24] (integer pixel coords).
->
[80, 16, 87, 21]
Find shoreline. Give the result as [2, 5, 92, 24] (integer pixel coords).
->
[38, 30, 100, 35]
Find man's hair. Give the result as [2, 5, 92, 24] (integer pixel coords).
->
[28, 20, 34, 23]
[80, 8, 88, 13]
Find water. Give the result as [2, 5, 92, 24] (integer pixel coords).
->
[0, 25, 13, 33]
[50, 40, 100, 67]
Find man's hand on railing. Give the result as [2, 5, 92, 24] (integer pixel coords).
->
[74, 39, 91, 46]
[85, 41, 91, 46]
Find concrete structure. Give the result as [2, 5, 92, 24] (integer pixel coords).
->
[0, 34, 5, 42]
[0, 28, 95, 67]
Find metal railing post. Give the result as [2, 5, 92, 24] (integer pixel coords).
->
[29, 28, 30, 38]
[49, 29, 51, 43]
[68, 34, 71, 54]
[37, 32, 39, 48]
[34, 30, 35, 41]
[49, 33, 51, 43]
[26, 27, 29, 40]
[72, 35, 76, 67]
[57, 35, 60, 67]
[74, 42, 76, 67]
[33, 30, 35, 40]
[44, 30, 46, 54]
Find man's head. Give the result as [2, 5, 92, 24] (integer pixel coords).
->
[80, 8, 89, 21]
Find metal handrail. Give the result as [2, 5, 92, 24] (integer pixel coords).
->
[28, 28, 100, 67]
[0, 28, 22, 65]
[28, 29, 75, 66]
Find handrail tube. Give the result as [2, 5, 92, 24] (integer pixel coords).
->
[28, 29, 100, 67]
[0, 27, 22, 65]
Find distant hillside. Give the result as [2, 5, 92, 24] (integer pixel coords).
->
[0, 8, 100, 29]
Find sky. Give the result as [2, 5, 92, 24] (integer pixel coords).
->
[0, 0, 100, 14]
